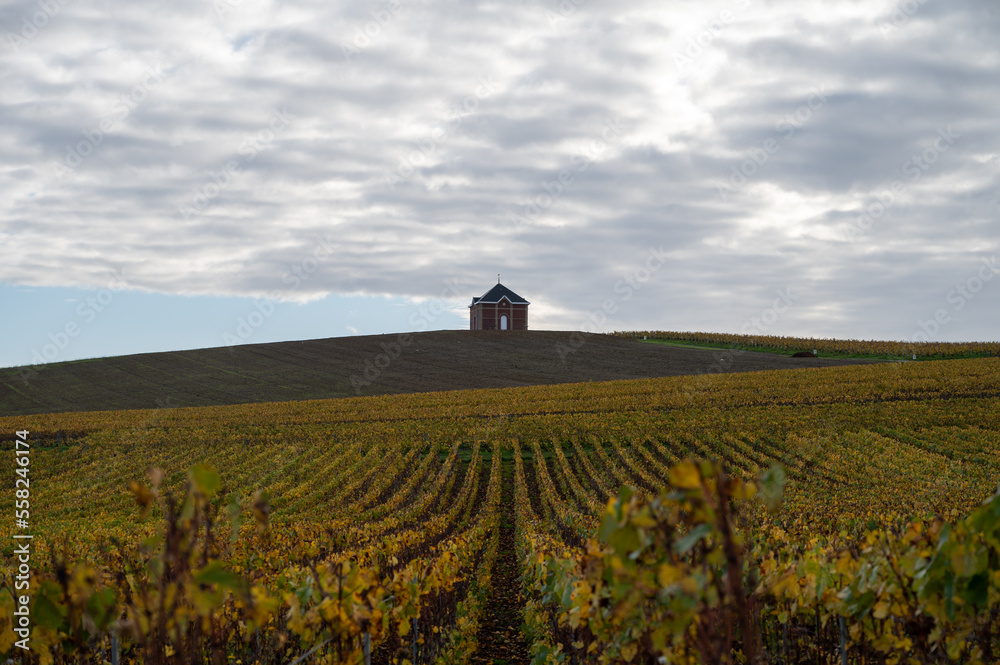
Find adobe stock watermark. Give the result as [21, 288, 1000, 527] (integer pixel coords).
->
[908, 256, 998, 344]
[685, 285, 803, 397]
[52, 65, 166, 180]
[545, 0, 587, 29]
[222, 234, 332, 346]
[673, 0, 752, 72]
[349, 278, 467, 393]
[17, 269, 129, 386]
[556, 246, 667, 362]
[212, 0, 245, 20]
[178, 108, 293, 220]
[717, 86, 827, 201]
[342, 0, 410, 61]
[384, 77, 499, 191]
[741, 287, 800, 335]
[508, 117, 625, 232]
[4, 0, 72, 52]
[843, 125, 959, 241]
[876, 0, 931, 37]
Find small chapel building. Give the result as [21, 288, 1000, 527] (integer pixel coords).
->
[469, 281, 529, 330]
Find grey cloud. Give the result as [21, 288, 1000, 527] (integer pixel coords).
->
[1, 0, 997, 341]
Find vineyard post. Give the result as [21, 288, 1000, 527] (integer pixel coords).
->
[337, 562, 344, 661]
[838, 616, 848, 665]
[111, 630, 120, 665]
[412, 615, 419, 664]
[363, 631, 371, 665]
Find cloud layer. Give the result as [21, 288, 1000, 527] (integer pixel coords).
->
[3, 0, 999, 341]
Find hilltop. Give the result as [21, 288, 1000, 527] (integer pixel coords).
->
[0, 330, 880, 416]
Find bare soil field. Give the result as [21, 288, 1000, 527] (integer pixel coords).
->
[0, 330, 882, 416]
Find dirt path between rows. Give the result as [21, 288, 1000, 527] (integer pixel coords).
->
[472, 460, 531, 665]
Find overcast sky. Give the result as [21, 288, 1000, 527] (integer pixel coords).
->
[2, 0, 998, 368]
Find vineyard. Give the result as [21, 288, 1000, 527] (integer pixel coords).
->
[2, 357, 1000, 663]
[615, 330, 1000, 359]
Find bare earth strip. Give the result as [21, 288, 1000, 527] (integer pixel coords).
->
[0, 330, 881, 416]
[472, 458, 532, 665]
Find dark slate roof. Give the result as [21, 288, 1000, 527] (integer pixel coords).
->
[469, 283, 529, 307]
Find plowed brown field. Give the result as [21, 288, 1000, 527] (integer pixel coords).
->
[0, 330, 880, 416]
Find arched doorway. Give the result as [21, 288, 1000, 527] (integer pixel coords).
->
[500, 314, 508, 330]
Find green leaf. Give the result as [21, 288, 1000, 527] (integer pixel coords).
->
[943, 570, 956, 621]
[189, 463, 221, 498]
[560, 583, 574, 609]
[607, 524, 642, 556]
[960, 572, 988, 611]
[85, 587, 118, 630]
[759, 464, 786, 514]
[598, 507, 622, 543]
[33, 593, 67, 630]
[673, 523, 713, 556]
[228, 496, 243, 543]
[195, 561, 249, 598]
[843, 588, 876, 618]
